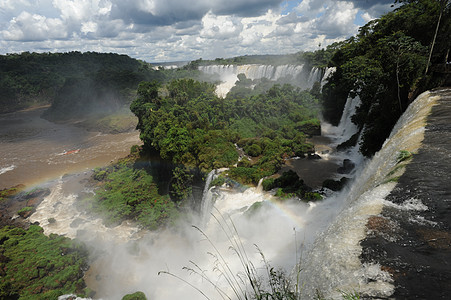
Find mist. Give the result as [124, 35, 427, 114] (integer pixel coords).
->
[69, 184, 347, 299]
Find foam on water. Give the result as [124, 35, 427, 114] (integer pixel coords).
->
[0, 164, 15, 175]
[300, 90, 439, 298]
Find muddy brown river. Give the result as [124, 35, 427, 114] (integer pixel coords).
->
[0, 107, 140, 189]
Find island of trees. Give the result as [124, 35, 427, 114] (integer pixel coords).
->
[0, 0, 449, 298]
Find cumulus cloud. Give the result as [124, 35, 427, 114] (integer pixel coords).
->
[315, 1, 359, 38]
[0, 0, 397, 61]
[200, 12, 243, 40]
[2, 11, 67, 41]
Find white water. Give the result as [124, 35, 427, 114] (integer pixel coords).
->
[322, 95, 361, 145]
[28, 174, 140, 242]
[321, 67, 336, 87]
[320, 95, 364, 168]
[0, 164, 15, 175]
[31, 90, 438, 299]
[300, 90, 439, 298]
[199, 170, 217, 225]
[199, 64, 332, 97]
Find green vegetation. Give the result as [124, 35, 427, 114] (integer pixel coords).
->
[187, 46, 338, 69]
[0, 185, 24, 202]
[262, 170, 322, 201]
[397, 150, 413, 163]
[0, 51, 204, 126]
[77, 108, 138, 133]
[17, 206, 33, 217]
[131, 79, 319, 186]
[0, 225, 88, 299]
[322, 0, 450, 156]
[83, 155, 179, 230]
[122, 291, 148, 300]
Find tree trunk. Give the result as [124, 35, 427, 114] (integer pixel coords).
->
[425, 0, 447, 74]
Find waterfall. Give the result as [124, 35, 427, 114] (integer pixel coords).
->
[38, 82, 443, 298]
[300, 90, 439, 298]
[199, 64, 325, 96]
[324, 95, 361, 144]
[200, 170, 216, 224]
[321, 67, 336, 87]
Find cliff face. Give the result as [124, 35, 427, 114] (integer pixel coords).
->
[360, 88, 451, 299]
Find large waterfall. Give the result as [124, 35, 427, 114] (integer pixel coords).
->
[34, 89, 447, 299]
[199, 64, 332, 97]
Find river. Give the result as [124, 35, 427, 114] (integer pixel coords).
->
[3, 88, 446, 299]
[0, 107, 140, 189]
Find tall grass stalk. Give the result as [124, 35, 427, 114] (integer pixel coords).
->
[159, 207, 361, 300]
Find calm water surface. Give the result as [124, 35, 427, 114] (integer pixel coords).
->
[0, 107, 140, 189]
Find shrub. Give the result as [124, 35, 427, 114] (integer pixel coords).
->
[262, 178, 275, 191]
[245, 144, 262, 157]
[17, 206, 33, 217]
[0, 225, 88, 299]
[122, 291, 147, 300]
[397, 150, 412, 163]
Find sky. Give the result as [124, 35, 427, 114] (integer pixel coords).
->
[0, 0, 397, 63]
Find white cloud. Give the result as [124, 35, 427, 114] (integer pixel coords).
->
[200, 12, 242, 40]
[52, 0, 112, 21]
[81, 21, 97, 34]
[315, 1, 358, 37]
[0, 0, 397, 61]
[1, 11, 67, 41]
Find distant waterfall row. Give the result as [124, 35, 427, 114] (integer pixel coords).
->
[199, 64, 334, 96]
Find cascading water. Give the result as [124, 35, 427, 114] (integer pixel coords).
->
[322, 95, 361, 145]
[30, 86, 443, 299]
[299, 90, 440, 299]
[321, 67, 336, 87]
[199, 170, 217, 224]
[199, 64, 329, 97]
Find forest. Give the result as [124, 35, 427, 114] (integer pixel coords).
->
[1, 0, 450, 298]
[322, 0, 450, 156]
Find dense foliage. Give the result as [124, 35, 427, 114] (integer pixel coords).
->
[122, 291, 148, 300]
[83, 153, 179, 230]
[322, 0, 450, 156]
[187, 46, 338, 69]
[261, 170, 322, 201]
[131, 79, 319, 185]
[0, 225, 89, 299]
[0, 51, 203, 119]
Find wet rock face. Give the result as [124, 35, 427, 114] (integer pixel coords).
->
[0, 186, 50, 228]
[322, 177, 349, 191]
[360, 89, 451, 299]
[337, 159, 355, 174]
[307, 153, 321, 160]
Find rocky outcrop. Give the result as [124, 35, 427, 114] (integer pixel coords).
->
[337, 159, 355, 174]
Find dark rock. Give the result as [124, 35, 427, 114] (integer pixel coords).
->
[322, 177, 349, 191]
[307, 153, 322, 160]
[336, 132, 360, 151]
[337, 159, 355, 174]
